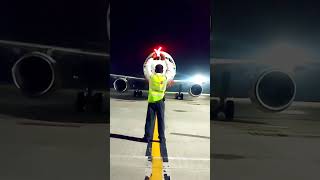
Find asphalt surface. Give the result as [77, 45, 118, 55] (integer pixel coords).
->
[0, 85, 108, 123]
[212, 98, 320, 180]
[110, 90, 210, 180]
[0, 85, 109, 180]
[4, 84, 318, 180]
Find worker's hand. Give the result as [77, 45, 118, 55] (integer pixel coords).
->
[167, 80, 175, 88]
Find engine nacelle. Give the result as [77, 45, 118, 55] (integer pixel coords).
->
[12, 52, 59, 97]
[250, 70, 296, 112]
[113, 78, 128, 92]
[189, 84, 203, 97]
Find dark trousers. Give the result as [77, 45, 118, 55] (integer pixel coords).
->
[144, 100, 165, 141]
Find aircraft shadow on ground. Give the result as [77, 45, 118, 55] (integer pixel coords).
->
[0, 86, 109, 123]
[110, 91, 147, 101]
[212, 118, 268, 125]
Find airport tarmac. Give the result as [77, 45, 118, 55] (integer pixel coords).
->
[0, 85, 108, 123]
[110, 90, 210, 180]
[0, 85, 108, 180]
[212, 98, 320, 180]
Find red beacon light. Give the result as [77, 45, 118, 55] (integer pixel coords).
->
[154, 47, 162, 57]
[153, 46, 166, 60]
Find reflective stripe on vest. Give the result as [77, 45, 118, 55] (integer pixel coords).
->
[148, 73, 167, 103]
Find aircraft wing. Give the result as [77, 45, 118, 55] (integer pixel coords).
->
[110, 73, 208, 97]
[110, 74, 145, 81]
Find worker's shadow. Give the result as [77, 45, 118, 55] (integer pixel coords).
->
[110, 133, 160, 143]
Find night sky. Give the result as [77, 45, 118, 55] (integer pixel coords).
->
[111, 0, 210, 80]
[0, 0, 108, 52]
[212, 0, 320, 59]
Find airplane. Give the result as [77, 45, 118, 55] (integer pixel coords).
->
[0, 1, 110, 113]
[211, 46, 320, 121]
[110, 48, 209, 100]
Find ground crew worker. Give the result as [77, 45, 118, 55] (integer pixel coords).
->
[143, 64, 168, 143]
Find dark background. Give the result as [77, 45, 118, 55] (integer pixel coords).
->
[212, 0, 320, 60]
[111, 0, 210, 80]
[0, 0, 108, 52]
[0, 0, 109, 122]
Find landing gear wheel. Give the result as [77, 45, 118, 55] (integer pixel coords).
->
[175, 93, 184, 100]
[75, 92, 86, 112]
[134, 90, 143, 97]
[211, 99, 219, 120]
[224, 100, 234, 121]
[212, 99, 235, 121]
[75, 90, 106, 113]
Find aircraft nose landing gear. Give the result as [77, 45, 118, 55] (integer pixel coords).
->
[175, 92, 184, 100]
[133, 90, 143, 97]
[212, 98, 234, 121]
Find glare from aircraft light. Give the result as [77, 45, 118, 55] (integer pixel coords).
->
[190, 74, 208, 84]
[255, 42, 313, 73]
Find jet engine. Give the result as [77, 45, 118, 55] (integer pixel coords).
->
[250, 70, 296, 112]
[189, 84, 203, 97]
[113, 78, 128, 92]
[12, 52, 59, 97]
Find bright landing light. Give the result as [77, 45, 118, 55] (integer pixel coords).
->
[190, 74, 208, 84]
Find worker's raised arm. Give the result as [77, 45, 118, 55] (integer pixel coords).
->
[143, 58, 154, 81]
[164, 58, 175, 87]
[165, 57, 176, 79]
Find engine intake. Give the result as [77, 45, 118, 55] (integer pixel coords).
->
[113, 78, 128, 92]
[12, 52, 58, 97]
[189, 84, 203, 97]
[251, 70, 296, 112]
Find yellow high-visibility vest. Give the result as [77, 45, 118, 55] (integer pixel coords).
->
[148, 73, 167, 103]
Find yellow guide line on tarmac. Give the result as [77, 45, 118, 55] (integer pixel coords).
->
[150, 117, 163, 180]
